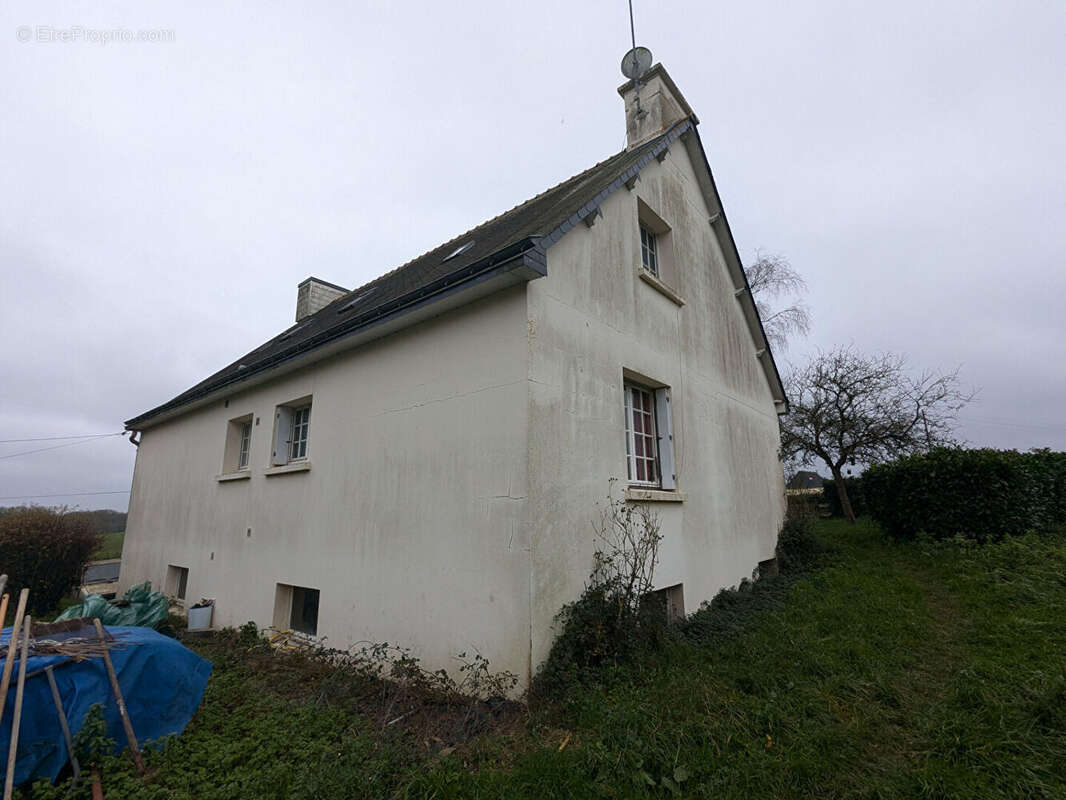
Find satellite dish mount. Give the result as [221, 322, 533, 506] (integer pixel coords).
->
[621, 2, 652, 119]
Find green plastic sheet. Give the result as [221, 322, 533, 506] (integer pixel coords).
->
[55, 581, 170, 628]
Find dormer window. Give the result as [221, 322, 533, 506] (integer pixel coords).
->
[640, 225, 659, 277]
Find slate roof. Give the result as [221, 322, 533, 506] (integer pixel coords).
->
[788, 471, 826, 490]
[126, 120, 694, 428]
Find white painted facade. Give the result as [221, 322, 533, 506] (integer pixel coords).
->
[121, 66, 786, 686]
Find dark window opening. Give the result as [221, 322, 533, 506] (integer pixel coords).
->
[290, 586, 320, 636]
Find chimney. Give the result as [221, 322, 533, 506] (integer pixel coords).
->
[617, 63, 698, 149]
[295, 276, 348, 322]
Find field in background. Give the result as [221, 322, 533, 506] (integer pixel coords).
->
[92, 531, 125, 561]
[24, 519, 1066, 799]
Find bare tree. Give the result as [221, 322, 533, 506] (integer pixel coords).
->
[593, 480, 663, 620]
[780, 346, 974, 523]
[747, 251, 810, 351]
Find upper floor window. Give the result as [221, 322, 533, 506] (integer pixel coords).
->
[289, 406, 310, 461]
[623, 378, 676, 490]
[222, 413, 253, 475]
[640, 225, 659, 277]
[272, 397, 312, 465]
[237, 421, 252, 470]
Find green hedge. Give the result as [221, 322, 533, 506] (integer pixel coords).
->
[0, 507, 98, 617]
[864, 448, 1066, 541]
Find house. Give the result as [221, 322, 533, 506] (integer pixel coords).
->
[120, 64, 788, 686]
[787, 470, 826, 491]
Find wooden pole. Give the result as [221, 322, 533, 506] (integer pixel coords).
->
[3, 615, 31, 800]
[0, 595, 8, 637]
[0, 589, 29, 726]
[45, 667, 81, 785]
[92, 619, 144, 774]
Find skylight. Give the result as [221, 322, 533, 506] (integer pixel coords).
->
[441, 240, 476, 263]
[277, 322, 308, 342]
[337, 286, 378, 313]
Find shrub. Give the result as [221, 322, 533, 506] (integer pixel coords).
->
[786, 491, 822, 520]
[822, 477, 867, 518]
[531, 484, 667, 700]
[864, 447, 1066, 541]
[0, 507, 98, 617]
[776, 513, 822, 574]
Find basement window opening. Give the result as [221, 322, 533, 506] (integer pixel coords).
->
[166, 565, 189, 602]
[275, 583, 320, 636]
[646, 583, 685, 623]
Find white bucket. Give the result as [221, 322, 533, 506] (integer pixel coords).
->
[187, 603, 213, 631]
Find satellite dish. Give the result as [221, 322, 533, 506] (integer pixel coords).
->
[620, 46, 652, 81]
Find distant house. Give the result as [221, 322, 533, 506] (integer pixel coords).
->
[788, 471, 826, 491]
[120, 64, 788, 686]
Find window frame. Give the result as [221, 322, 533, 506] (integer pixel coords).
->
[622, 375, 677, 491]
[635, 198, 677, 293]
[236, 421, 252, 470]
[274, 583, 320, 637]
[640, 224, 659, 277]
[221, 413, 254, 476]
[288, 405, 311, 461]
[272, 397, 313, 466]
[624, 382, 661, 487]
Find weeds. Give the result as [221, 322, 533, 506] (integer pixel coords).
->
[530, 483, 667, 701]
[17, 518, 1066, 799]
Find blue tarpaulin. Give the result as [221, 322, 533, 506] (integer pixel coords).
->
[0, 625, 212, 786]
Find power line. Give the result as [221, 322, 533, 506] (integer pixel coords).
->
[0, 433, 126, 460]
[0, 432, 124, 444]
[0, 490, 130, 501]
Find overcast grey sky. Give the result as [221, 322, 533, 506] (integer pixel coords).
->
[2, 1, 1064, 510]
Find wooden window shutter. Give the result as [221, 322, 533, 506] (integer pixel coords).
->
[654, 387, 676, 489]
[272, 406, 293, 465]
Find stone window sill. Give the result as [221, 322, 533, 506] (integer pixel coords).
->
[625, 487, 685, 503]
[216, 471, 251, 483]
[639, 270, 685, 306]
[264, 461, 312, 477]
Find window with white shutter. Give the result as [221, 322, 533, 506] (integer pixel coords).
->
[272, 398, 312, 465]
[623, 380, 676, 490]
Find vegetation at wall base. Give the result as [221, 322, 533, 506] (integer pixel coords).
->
[865, 447, 1066, 541]
[18, 517, 1066, 799]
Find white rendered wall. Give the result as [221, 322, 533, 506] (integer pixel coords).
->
[525, 141, 786, 670]
[122, 287, 532, 681]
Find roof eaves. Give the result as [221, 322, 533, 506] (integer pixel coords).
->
[679, 126, 789, 413]
[540, 119, 693, 246]
[124, 236, 543, 429]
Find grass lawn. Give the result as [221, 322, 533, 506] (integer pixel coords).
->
[92, 531, 125, 561]
[26, 519, 1066, 799]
